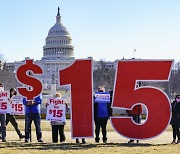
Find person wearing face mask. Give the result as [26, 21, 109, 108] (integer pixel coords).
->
[0, 88, 25, 140]
[0, 82, 4, 92]
[94, 86, 112, 143]
[47, 93, 69, 143]
[0, 82, 6, 142]
[170, 94, 180, 144]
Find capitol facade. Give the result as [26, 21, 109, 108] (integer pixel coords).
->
[5, 8, 115, 90]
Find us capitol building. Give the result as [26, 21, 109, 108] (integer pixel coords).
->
[5, 8, 115, 90]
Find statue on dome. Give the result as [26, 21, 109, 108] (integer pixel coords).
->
[57, 7, 60, 16]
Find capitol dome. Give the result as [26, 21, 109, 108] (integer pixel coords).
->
[42, 7, 74, 60]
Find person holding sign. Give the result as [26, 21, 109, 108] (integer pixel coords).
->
[23, 95, 43, 143]
[46, 93, 69, 143]
[94, 86, 112, 143]
[6, 88, 25, 139]
[0, 82, 7, 142]
[170, 94, 180, 144]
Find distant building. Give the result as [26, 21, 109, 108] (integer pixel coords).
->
[5, 7, 115, 90]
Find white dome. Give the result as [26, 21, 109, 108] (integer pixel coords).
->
[48, 23, 69, 36]
[42, 8, 74, 60]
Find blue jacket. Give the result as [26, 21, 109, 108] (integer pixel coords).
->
[23, 96, 42, 114]
[94, 92, 112, 119]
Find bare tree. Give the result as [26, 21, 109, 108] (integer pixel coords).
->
[93, 60, 115, 91]
[169, 61, 180, 98]
[0, 53, 16, 90]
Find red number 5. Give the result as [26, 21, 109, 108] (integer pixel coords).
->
[111, 60, 172, 139]
[57, 110, 63, 117]
[1, 102, 7, 110]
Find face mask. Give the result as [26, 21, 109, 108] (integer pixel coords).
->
[0, 87, 4, 92]
[176, 98, 180, 103]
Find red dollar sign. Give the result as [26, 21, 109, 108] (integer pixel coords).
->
[16, 60, 43, 101]
[49, 109, 52, 114]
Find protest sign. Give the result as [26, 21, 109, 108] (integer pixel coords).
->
[8, 95, 24, 115]
[94, 92, 110, 103]
[46, 98, 66, 122]
[0, 91, 10, 113]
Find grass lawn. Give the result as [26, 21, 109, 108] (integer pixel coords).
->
[0, 120, 179, 154]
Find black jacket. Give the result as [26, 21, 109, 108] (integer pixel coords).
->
[171, 101, 180, 126]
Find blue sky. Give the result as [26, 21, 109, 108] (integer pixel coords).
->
[0, 0, 180, 62]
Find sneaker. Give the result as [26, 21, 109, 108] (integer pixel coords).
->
[95, 138, 100, 143]
[82, 139, 86, 144]
[19, 135, 25, 139]
[38, 139, 43, 143]
[176, 140, 180, 144]
[52, 141, 58, 143]
[171, 139, 176, 144]
[60, 140, 65, 143]
[128, 140, 134, 143]
[76, 139, 80, 143]
[25, 139, 29, 143]
[2, 139, 6, 142]
[103, 140, 107, 143]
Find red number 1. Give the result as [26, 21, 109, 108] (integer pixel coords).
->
[60, 59, 93, 138]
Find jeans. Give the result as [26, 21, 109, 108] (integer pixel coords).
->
[94, 117, 108, 142]
[25, 113, 42, 141]
[0, 114, 6, 140]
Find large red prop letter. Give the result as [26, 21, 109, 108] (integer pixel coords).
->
[16, 60, 43, 101]
[60, 59, 93, 138]
[111, 60, 172, 139]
